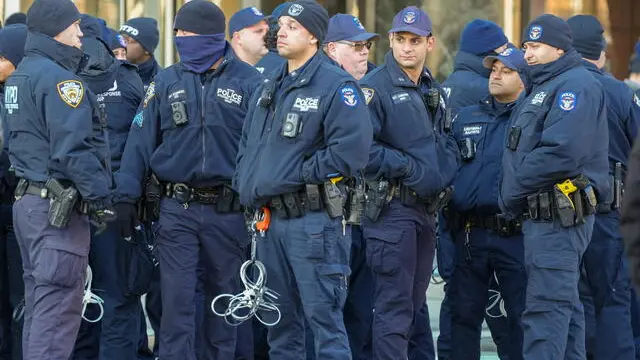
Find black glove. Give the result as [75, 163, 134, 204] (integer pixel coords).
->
[115, 202, 139, 240]
[86, 200, 117, 235]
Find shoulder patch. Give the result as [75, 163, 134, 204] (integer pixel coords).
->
[132, 112, 144, 128]
[57, 80, 84, 108]
[634, 93, 640, 108]
[558, 91, 577, 112]
[143, 82, 155, 108]
[340, 86, 359, 107]
[362, 87, 375, 105]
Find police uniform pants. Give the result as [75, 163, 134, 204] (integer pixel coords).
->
[73, 222, 151, 360]
[450, 228, 526, 360]
[258, 211, 351, 360]
[408, 302, 435, 360]
[521, 216, 594, 360]
[362, 199, 435, 360]
[0, 202, 22, 360]
[579, 212, 635, 360]
[13, 195, 90, 360]
[155, 198, 247, 360]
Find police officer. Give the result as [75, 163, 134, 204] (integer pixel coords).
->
[70, 14, 145, 360]
[119, 17, 161, 89]
[107, 28, 128, 61]
[501, 14, 610, 360]
[436, 19, 509, 359]
[358, 6, 459, 359]
[321, 13, 379, 360]
[446, 47, 528, 360]
[567, 15, 640, 360]
[0, 23, 27, 360]
[234, 1, 372, 359]
[115, 2, 261, 359]
[229, 7, 269, 68]
[255, 2, 288, 76]
[5, 0, 117, 359]
[119, 16, 162, 359]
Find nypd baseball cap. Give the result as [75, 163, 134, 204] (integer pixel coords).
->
[388, 6, 432, 37]
[228, 7, 266, 36]
[324, 14, 379, 43]
[483, 45, 527, 72]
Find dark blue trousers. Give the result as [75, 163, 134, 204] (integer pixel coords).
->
[258, 211, 351, 360]
[579, 212, 635, 360]
[521, 216, 594, 360]
[14, 195, 90, 360]
[450, 227, 526, 360]
[362, 199, 435, 360]
[155, 199, 247, 360]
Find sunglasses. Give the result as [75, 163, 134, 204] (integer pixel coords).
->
[336, 40, 373, 52]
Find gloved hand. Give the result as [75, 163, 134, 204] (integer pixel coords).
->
[86, 200, 118, 235]
[114, 202, 139, 240]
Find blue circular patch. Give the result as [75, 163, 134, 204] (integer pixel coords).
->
[341, 87, 358, 107]
[117, 34, 127, 48]
[353, 16, 365, 30]
[500, 48, 514, 56]
[529, 25, 543, 41]
[403, 11, 417, 24]
[558, 92, 577, 112]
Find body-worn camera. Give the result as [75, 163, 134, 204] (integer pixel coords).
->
[171, 101, 189, 126]
[507, 126, 521, 151]
[459, 138, 476, 161]
[282, 113, 302, 138]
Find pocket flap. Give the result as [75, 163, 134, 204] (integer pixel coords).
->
[317, 264, 351, 278]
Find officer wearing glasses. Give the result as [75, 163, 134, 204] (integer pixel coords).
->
[322, 14, 379, 360]
[323, 14, 378, 81]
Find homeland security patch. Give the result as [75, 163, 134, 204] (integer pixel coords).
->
[143, 82, 155, 108]
[558, 92, 577, 111]
[57, 80, 84, 108]
[362, 88, 375, 105]
[528, 25, 543, 41]
[403, 10, 416, 24]
[341, 86, 358, 107]
[132, 112, 143, 128]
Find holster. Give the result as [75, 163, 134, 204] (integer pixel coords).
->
[142, 173, 161, 222]
[364, 180, 390, 222]
[345, 180, 366, 225]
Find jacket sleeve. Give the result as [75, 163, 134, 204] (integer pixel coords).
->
[301, 81, 373, 183]
[514, 87, 605, 194]
[46, 79, 111, 201]
[114, 81, 160, 203]
[626, 92, 640, 143]
[361, 84, 412, 180]
[622, 137, 640, 287]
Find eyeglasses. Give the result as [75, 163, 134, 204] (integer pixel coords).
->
[336, 41, 373, 52]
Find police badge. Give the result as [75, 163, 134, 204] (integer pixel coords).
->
[57, 80, 84, 108]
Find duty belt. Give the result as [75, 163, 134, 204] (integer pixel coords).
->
[17, 180, 90, 214]
[463, 213, 522, 237]
[164, 182, 241, 213]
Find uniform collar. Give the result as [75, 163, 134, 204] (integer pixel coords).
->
[479, 95, 517, 117]
[581, 59, 603, 75]
[528, 48, 582, 86]
[274, 50, 325, 89]
[137, 56, 160, 82]
[384, 50, 433, 88]
[24, 32, 86, 73]
[452, 51, 491, 78]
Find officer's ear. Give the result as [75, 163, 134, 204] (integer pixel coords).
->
[426, 35, 436, 53]
[309, 34, 318, 46]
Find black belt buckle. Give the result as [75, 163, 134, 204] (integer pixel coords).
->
[173, 183, 191, 204]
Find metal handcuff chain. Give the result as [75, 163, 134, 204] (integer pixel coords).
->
[486, 271, 508, 319]
[82, 265, 105, 323]
[211, 208, 281, 327]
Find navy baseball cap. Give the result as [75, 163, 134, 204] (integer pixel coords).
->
[388, 6, 432, 37]
[483, 46, 527, 72]
[324, 14, 379, 43]
[228, 7, 266, 36]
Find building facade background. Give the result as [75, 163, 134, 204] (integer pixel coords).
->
[3, 0, 638, 80]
